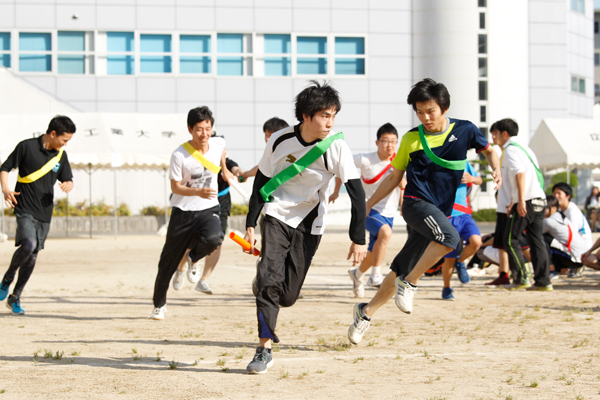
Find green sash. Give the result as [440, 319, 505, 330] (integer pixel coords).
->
[260, 132, 344, 202]
[508, 142, 545, 190]
[418, 125, 466, 171]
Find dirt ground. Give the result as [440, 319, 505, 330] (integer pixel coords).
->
[0, 230, 599, 400]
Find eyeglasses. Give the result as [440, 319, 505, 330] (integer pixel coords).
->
[378, 140, 398, 145]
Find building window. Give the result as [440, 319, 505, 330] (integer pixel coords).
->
[140, 34, 171, 73]
[595, 84, 600, 97]
[478, 0, 486, 7]
[479, 13, 486, 29]
[180, 35, 211, 74]
[480, 105, 486, 123]
[217, 33, 251, 76]
[571, 75, 586, 94]
[571, 0, 585, 13]
[19, 32, 51, 72]
[579, 78, 585, 94]
[107, 32, 134, 75]
[478, 57, 487, 77]
[0, 32, 10, 68]
[335, 37, 365, 75]
[297, 36, 327, 75]
[478, 34, 487, 54]
[57, 31, 93, 74]
[595, 21, 599, 34]
[264, 34, 291, 76]
[595, 53, 599, 66]
[479, 81, 487, 100]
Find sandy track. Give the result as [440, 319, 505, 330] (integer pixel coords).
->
[0, 232, 599, 399]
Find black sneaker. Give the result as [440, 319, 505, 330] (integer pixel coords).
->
[246, 347, 273, 374]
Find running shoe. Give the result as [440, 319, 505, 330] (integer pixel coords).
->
[6, 296, 24, 315]
[195, 280, 213, 295]
[348, 303, 371, 344]
[567, 267, 583, 278]
[186, 255, 202, 283]
[148, 305, 167, 320]
[246, 347, 274, 374]
[0, 280, 9, 301]
[485, 275, 511, 286]
[367, 273, 384, 288]
[505, 280, 532, 290]
[549, 271, 559, 281]
[441, 287, 455, 301]
[394, 275, 417, 314]
[172, 270, 185, 291]
[348, 268, 365, 298]
[526, 284, 553, 291]
[455, 261, 470, 284]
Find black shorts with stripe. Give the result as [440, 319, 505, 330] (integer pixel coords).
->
[390, 198, 460, 277]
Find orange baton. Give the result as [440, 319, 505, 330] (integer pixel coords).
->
[229, 232, 260, 256]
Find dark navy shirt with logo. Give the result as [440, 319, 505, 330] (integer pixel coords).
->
[1, 136, 73, 222]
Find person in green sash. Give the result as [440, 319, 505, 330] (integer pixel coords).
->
[348, 78, 501, 344]
[0, 115, 75, 315]
[242, 81, 367, 374]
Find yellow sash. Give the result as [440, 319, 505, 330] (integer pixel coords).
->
[181, 142, 221, 174]
[17, 148, 64, 183]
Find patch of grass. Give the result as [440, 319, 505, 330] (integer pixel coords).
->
[367, 341, 377, 347]
[334, 343, 350, 351]
[534, 304, 541, 311]
[316, 370, 324, 374]
[217, 359, 226, 366]
[316, 337, 327, 345]
[221, 367, 229, 372]
[131, 348, 138, 354]
[567, 380, 574, 385]
[530, 381, 538, 387]
[280, 369, 289, 379]
[573, 338, 589, 348]
[353, 357, 364, 364]
[506, 376, 513, 384]
[416, 338, 424, 345]
[0, 389, 5, 394]
[168, 360, 178, 370]
[219, 352, 229, 357]
[53, 351, 63, 360]
[373, 321, 383, 327]
[33, 352, 39, 363]
[44, 350, 52, 359]
[132, 354, 143, 361]
[516, 333, 525, 343]
[192, 360, 198, 366]
[71, 351, 80, 356]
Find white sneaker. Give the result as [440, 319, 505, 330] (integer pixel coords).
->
[148, 305, 167, 320]
[367, 273, 383, 288]
[186, 255, 202, 283]
[394, 276, 417, 314]
[348, 268, 365, 298]
[172, 270, 185, 290]
[195, 280, 213, 295]
[348, 303, 370, 344]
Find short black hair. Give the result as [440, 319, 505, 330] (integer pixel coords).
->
[490, 118, 519, 137]
[406, 78, 451, 112]
[295, 80, 341, 123]
[47, 115, 76, 136]
[552, 182, 572, 200]
[376, 123, 398, 140]
[546, 195, 559, 211]
[187, 106, 214, 129]
[263, 117, 289, 134]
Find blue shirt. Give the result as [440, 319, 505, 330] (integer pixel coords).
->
[451, 162, 479, 217]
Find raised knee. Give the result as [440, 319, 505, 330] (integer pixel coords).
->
[207, 235, 222, 249]
[378, 225, 392, 241]
[280, 297, 297, 308]
[470, 235, 482, 249]
[20, 238, 37, 254]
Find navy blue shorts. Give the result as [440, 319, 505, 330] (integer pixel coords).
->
[444, 214, 481, 259]
[366, 209, 394, 252]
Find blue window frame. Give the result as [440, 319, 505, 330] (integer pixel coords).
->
[140, 34, 171, 73]
[107, 32, 134, 75]
[264, 34, 290, 76]
[335, 37, 365, 75]
[19, 32, 51, 72]
[180, 35, 211, 74]
[0, 32, 10, 68]
[217, 33, 243, 76]
[58, 31, 86, 74]
[297, 36, 327, 75]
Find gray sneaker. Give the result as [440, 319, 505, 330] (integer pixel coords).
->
[195, 280, 213, 294]
[348, 268, 365, 298]
[348, 303, 370, 344]
[246, 347, 273, 374]
[394, 276, 417, 314]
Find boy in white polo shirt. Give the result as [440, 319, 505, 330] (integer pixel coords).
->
[331, 123, 402, 298]
[149, 106, 227, 320]
[242, 81, 367, 374]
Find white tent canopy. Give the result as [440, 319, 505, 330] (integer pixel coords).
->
[0, 113, 191, 169]
[529, 119, 600, 170]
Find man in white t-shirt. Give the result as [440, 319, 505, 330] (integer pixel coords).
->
[491, 118, 550, 290]
[331, 123, 402, 298]
[242, 81, 367, 374]
[149, 106, 227, 320]
[552, 182, 593, 277]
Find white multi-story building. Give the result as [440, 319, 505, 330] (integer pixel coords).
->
[0, 0, 594, 213]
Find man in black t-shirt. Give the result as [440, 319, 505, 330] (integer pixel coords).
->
[0, 116, 75, 315]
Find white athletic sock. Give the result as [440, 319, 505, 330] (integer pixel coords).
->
[371, 266, 382, 275]
[355, 269, 365, 279]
